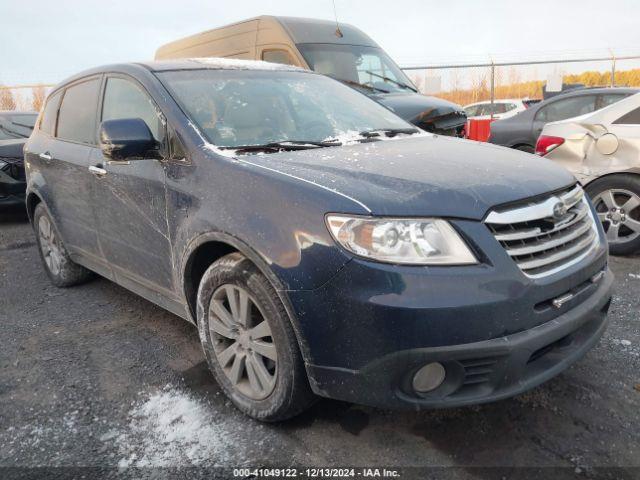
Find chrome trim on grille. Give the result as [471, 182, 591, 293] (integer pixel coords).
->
[485, 185, 601, 278]
[493, 202, 590, 241]
[485, 185, 584, 224]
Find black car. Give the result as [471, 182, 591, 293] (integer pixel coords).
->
[25, 59, 612, 421]
[489, 87, 638, 152]
[0, 111, 38, 207]
[287, 19, 468, 137]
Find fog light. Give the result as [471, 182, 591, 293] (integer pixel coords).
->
[412, 362, 446, 393]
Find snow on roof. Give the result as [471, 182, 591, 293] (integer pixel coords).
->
[183, 57, 306, 72]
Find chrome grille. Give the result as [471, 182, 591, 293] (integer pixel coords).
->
[485, 185, 600, 278]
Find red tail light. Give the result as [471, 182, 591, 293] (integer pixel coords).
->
[535, 135, 565, 156]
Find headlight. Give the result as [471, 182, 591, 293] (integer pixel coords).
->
[0, 160, 7, 169]
[325, 215, 477, 265]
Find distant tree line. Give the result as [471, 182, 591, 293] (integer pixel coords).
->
[411, 68, 640, 106]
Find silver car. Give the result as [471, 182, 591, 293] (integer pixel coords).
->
[537, 93, 640, 254]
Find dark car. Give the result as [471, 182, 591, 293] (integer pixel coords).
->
[294, 41, 467, 137]
[25, 59, 612, 421]
[0, 111, 38, 207]
[489, 87, 638, 153]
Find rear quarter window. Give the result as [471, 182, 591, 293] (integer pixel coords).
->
[57, 78, 101, 144]
[613, 107, 640, 125]
[39, 91, 63, 135]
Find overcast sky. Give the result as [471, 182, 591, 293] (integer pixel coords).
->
[1, 0, 639, 85]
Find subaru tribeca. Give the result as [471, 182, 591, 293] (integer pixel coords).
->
[24, 59, 613, 421]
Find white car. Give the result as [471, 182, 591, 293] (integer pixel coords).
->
[536, 92, 640, 254]
[463, 99, 532, 120]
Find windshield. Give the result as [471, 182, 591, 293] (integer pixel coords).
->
[297, 44, 417, 94]
[158, 70, 414, 149]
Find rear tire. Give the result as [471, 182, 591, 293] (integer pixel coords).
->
[585, 174, 640, 256]
[33, 204, 93, 287]
[196, 252, 315, 421]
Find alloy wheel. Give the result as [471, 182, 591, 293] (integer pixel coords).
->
[38, 215, 63, 276]
[209, 284, 278, 400]
[593, 188, 640, 245]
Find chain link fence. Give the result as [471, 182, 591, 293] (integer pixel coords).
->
[2, 55, 640, 112]
[0, 84, 54, 112]
[402, 54, 640, 106]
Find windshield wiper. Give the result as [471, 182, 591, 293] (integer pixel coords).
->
[358, 128, 420, 138]
[337, 79, 389, 94]
[219, 140, 342, 154]
[364, 71, 418, 93]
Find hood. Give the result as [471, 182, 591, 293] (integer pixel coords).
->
[373, 92, 467, 129]
[239, 135, 576, 219]
[0, 139, 26, 160]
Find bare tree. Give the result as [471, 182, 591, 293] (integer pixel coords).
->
[32, 85, 47, 112]
[0, 86, 17, 110]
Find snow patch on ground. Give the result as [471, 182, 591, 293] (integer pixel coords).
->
[629, 273, 640, 279]
[114, 386, 239, 467]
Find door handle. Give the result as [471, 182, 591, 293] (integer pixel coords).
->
[39, 152, 52, 161]
[89, 165, 107, 177]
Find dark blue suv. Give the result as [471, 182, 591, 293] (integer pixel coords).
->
[24, 59, 613, 421]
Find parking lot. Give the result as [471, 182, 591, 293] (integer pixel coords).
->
[0, 208, 639, 478]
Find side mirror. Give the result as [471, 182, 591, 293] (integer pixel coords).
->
[99, 118, 161, 161]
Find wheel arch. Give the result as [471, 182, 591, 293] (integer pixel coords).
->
[582, 168, 640, 187]
[512, 142, 534, 151]
[180, 232, 314, 364]
[26, 191, 43, 224]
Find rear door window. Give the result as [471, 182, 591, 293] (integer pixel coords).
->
[536, 95, 597, 122]
[598, 94, 625, 109]
[57, 79, 101, 144]
[464, 105, 481, 116]
[40, 91, 63, 135]
[101, 77, 164, 142]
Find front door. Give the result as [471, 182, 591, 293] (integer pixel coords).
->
[91, 75, 175, 294]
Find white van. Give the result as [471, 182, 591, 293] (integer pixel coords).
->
[156, 16, 467, 136]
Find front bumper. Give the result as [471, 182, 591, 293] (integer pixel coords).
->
[304, 268, 612, 409]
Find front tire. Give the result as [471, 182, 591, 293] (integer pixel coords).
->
[586, 174, 640, 256]
[33, 204, 93, 287]
[196, 252, 315, 421]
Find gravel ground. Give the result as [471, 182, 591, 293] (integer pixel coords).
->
[1, 209, 639, 479]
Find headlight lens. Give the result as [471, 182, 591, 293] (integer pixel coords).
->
[0, 160, 7, 170]
[325, 215, 478, 265]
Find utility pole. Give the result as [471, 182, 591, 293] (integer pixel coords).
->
[610, 52, 616, 87]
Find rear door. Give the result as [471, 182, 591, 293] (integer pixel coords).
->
[41, 77, 105, 262]
[91, 75, 175, 294]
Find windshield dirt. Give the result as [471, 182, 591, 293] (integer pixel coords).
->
[158, 70, 413, 150]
